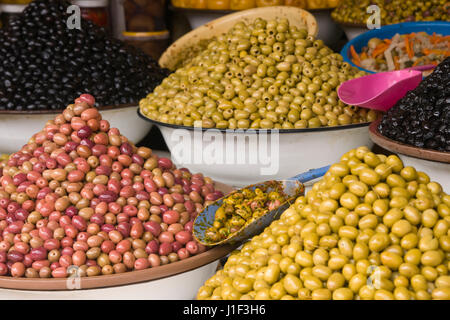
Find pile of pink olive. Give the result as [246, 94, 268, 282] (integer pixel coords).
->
[0, 94, 224, 278]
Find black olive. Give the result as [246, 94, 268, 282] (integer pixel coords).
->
[0, 0, 169, 111]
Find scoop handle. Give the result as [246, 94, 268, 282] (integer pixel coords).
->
[407, 64, 436, 72]
[288, 165, 330, 183]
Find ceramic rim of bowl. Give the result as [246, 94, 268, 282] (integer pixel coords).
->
[0, 103, 138, 115]
[137, 109, 371, 134]
[0, 244, 237, 291]
[369, 118, 450, 164]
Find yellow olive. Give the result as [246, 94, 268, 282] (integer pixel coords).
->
[283, 274, 302, 295]
[359, 285, 376, 300]
[393, 287, 412, 300]
[311, 288, 332, 300]
[340, 192, 360, 210]
[332, 288, 353, 300]
[432, 287, 450, 300]
[369, 233, 390, 252]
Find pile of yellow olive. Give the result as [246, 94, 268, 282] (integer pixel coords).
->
[140, 18, 379, 129]
[197, 146, 450, 300]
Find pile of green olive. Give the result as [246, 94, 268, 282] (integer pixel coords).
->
[332, 0, 449, 25]
[197, 146, 450, 300]
[140, 18, 379, 129]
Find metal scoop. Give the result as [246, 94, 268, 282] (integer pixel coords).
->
[338, 65, 436, 112]
[193, 166, 330, 246]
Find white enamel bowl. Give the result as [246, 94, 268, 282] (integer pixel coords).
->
[138, 112, 373, 187]
[0, 105, 152, 154]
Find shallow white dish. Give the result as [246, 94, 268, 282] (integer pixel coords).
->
[0, 105, 152, 154]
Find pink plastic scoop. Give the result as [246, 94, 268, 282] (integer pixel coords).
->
[338, 65, 436, 112]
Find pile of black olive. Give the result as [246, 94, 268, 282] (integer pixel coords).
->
[0, 0, 169, 111]
[378, 57, 450, 152]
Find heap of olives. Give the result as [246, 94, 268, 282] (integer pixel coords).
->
[332, 0, 449, 25]
[197, 146, 450, 300]
[140, 18, 379, 130]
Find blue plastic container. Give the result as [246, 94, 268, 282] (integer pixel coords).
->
[341, 21, 450, 74]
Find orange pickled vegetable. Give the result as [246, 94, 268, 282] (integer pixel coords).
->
[405, 36, 413, 59]
[350, 45, 360, 66]
[394, 56, 400, 69]
[371, 43, 390, 58]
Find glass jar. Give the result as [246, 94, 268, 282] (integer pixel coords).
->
[71, 0, 110, 31]
[122, 30, 169, 60]
[124, 0, 167, 32]
[0, 4, 26, 29]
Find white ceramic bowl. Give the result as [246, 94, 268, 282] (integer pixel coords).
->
[139, 113, 372, 187]
[0, 105, 152, 154]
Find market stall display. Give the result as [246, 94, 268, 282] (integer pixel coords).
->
[341, 21, 450, 74]
[71, 0, 110, 31]
[0, 94, 231, 279]
[141, 17, 378, 129]
[197, 146, 450, 300]
[0, 0, 448, 303]
[0, 0, 169, 111]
